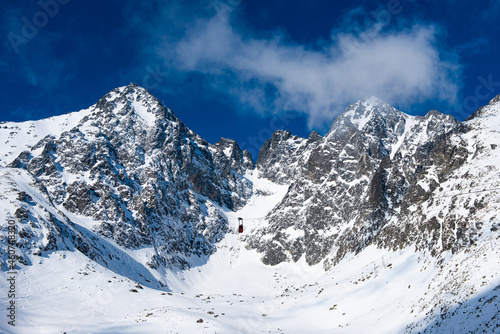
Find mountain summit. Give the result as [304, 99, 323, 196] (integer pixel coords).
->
[330, 95, 400, 130]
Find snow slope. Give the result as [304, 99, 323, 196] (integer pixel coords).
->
[0, 107, 92, 167]
[1, 170, 499, 333]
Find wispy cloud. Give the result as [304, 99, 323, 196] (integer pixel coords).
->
[131, 1, 462, 129]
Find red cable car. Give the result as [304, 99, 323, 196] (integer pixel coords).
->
[238, 217, 243, 233]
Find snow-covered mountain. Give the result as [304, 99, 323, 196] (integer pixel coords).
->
[1, 85, 499, 333]
[248, 96, 471, 268]
[1, 83, 254, 273]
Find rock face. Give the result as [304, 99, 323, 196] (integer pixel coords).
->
[1, 86, 499, 275]
[3, 84, 254, 270]
[247, 96, 500, 269]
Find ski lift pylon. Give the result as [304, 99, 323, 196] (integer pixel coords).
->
[238, 217, 243, 233]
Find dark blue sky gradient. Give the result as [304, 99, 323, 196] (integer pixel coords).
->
[1, 0, 499, 158]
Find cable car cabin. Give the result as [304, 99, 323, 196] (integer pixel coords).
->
[238, 217, 243, 233]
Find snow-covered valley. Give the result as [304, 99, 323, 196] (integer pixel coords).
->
[1, 171, 499, 333]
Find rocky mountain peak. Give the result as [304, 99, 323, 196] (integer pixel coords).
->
[325, 97, 408, 159]
[214, 137, 241, 155]
[358, 95, 390, 108]
[93, 83, 176, 128]
[331, 96, 402, 131]
[488, 93, 500, 106]
[467, 93, 500, 121]
[212, 137, 255, 171]
[3, 84, 256, 271]
[248, 95, 469, 268]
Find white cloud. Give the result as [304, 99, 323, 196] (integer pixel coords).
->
[155, 6, 461, 129]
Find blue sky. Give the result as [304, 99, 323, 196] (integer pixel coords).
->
[1, 0, 500, 158]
